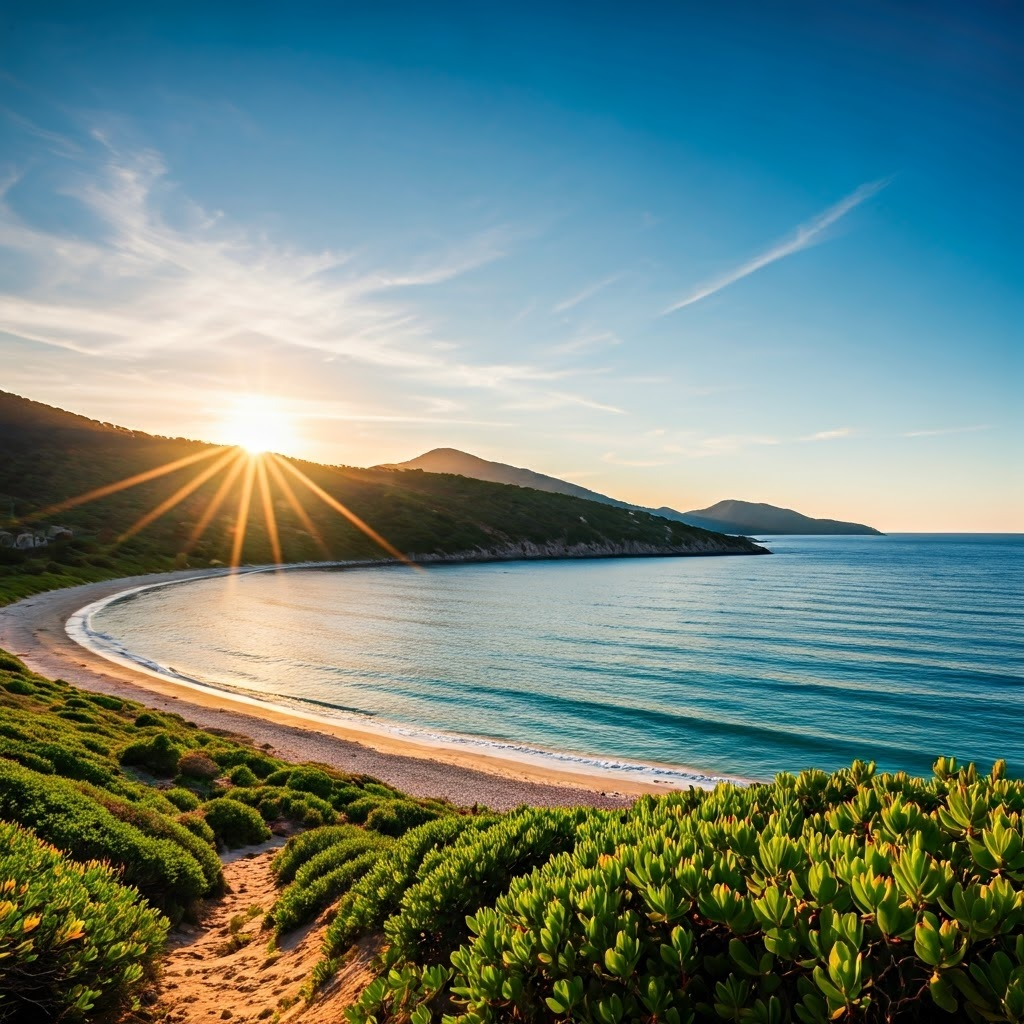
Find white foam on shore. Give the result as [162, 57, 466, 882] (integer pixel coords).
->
[65, 564, 748, 792]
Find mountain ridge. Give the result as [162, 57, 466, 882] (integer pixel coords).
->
[377, 448, 882, 536]
[0, 393, 765, 606]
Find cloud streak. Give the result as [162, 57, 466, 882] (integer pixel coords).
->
[903, 424, 991, 438]
[0, 139, 603, 407]
[801, 427, 853, 441]
[664, 178, 889, 314]
[552, 272, 623, 313]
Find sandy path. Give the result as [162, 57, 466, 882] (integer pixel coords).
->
[151, 839, 377, 1024]
[0, 571, 651, 810]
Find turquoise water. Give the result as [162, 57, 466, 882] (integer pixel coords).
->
[86, 535, 1023, 782]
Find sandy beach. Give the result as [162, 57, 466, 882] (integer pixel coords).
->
[0, 567, 703, 810]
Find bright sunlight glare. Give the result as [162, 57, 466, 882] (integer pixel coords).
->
[218, 394, 299, 456]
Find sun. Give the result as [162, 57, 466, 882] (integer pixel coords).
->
[219, 394, 298, 456]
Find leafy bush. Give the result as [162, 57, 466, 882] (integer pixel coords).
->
[286, 766, 335, 799]
[177, 809, 217, 845]
[203, 797, 271, 849]
[348, 759, 1024, 1024]
[229, 763, 258, 787]
[272, 851, 383, 935]
[289, 832, 388, 893]
[365, 799, 445, 838]
[273, 824, 368, 884]
[119, 732, 183, 777]
[342, 795, 385, 825]
[164, 786, 201, 812]
[382, 806, 592, 966]
[321, 815, 497, 966]
[213, 748, 280, 779]
[0, 821, 169, 1021]
[0, 759, 211, 917]
[230, 784, 338, 828]
[177, 749, 221, 780]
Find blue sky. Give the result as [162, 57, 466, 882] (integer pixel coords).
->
[0, 1, 1021, 530]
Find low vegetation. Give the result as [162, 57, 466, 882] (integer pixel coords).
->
[0, 649, 457, 1020]
[0, 820, 168, 1021]
[306, 759, 1024, 1024]
[2, 644, 1022, 1023]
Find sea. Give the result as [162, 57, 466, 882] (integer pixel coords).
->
[74, 534, 1023, 786]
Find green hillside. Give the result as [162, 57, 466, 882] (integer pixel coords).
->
[0, 391, 763, 605]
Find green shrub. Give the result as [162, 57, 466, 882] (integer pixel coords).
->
[273, 825, 367, 883]
[119, 732, 183, 777]
[164, 787, 201, 812]
[84, 693, 125, 712]
[291, 833, 388, 892]
[349, 759, 1024, 1024]
[0, 760, 210, 917]
[231, 785, 337, 828]
[365, 799, 444, 838]
[177, 749, 221, 780]
[265, 768, 292, 787]
[204, 797, 271, 849]
[331, 783, 370, 809]
[271, 850, 382, 935]
[342, 795, 384, 825]
[383, 806, 592, 966]
[0, 821, 169, 1021]
[2, 678, 34, 695]
[321, 815, 499, 963]
[286, 766, 335, 799]
[212, 748, 280, 778]
[133, 711, 163, 727]
[229, 763, 258, 787]
[177, 810, 217, 846]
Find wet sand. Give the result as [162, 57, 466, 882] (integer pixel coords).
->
[0, 568, 697, 810]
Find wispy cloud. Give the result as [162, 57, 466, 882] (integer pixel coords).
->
[505, 391, 626, 415]
[903, 424, 991, 438]
[801, 427, 854, 441]
[550, 330, 621, 355]
[0, 137, 591, 403]
[663, 178, 889, 314]
[552, 272, 623, 314]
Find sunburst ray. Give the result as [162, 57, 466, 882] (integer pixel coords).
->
[273, 455, 418, 568]
[31, 446, 225, 521]
[255, 456, 283, 565]
[117, 447, 241, 544]
[264, 453, 331, 558]
[186, 450, 248, 552]
[230, 457, 258, 568]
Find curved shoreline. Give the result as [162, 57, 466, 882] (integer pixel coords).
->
[70, 563, 747, 793]
[0, 563, 746, 809]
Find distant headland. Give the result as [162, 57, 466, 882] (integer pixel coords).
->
[377, 448, 883, 536]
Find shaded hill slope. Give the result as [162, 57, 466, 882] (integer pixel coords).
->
[381, 447, 881, 535]
[682, 499, 881, 536]
[377, 447, 631, 507]
[0, 392, 764, 602]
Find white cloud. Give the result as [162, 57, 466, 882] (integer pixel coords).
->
[552, 272, 623, 313]
[903, 424, 991, 438]
[505, 391, 626, 415]
[0, 141, 571, 401]
[801, 427, 854, 441]
[664, 178, 889, 313]
[550, 330, 622, 355]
